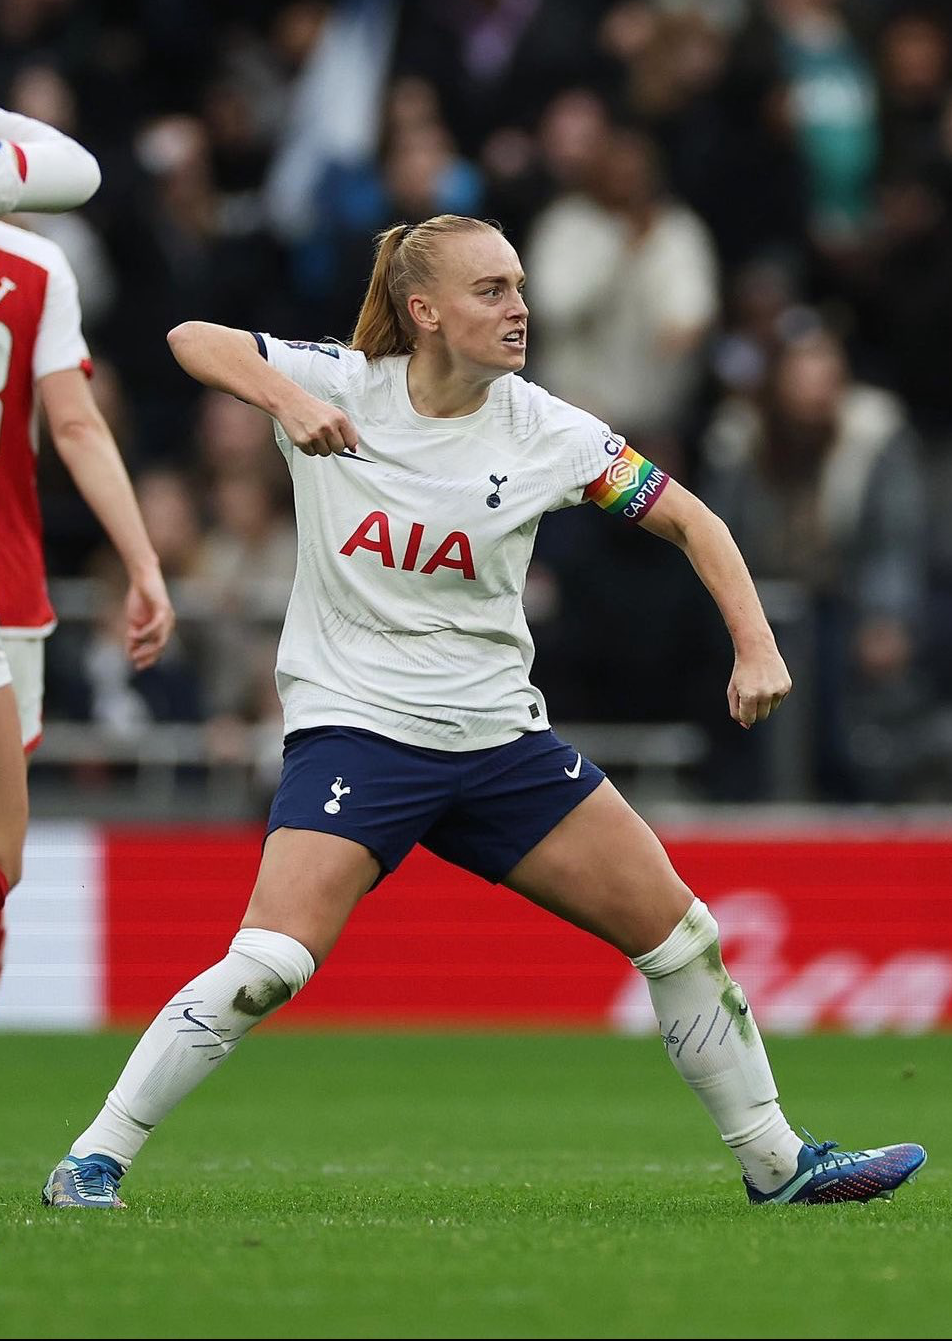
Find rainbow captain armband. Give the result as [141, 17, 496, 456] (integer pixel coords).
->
[583, 437, 670, 521]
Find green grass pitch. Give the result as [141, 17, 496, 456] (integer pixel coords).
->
[1, 1031, 949, 1339]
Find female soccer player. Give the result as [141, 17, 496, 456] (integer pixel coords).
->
[0, 107, 174, 973]
[44, 215, 924, 1208]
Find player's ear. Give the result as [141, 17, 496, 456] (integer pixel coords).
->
[407, 293, 439, 332]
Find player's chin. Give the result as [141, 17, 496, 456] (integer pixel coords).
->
[492, 343, 526, 370]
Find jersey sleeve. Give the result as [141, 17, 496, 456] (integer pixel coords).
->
[253, 333, 366, 403]
[543, 394, 670, 521]
[0, 109, 101, 213]
[33, 244, 90, 381]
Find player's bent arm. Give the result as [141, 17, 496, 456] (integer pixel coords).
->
[167, 321, 358, 457]
[0, 109, 101, 212]
[167, 322, 275, 399]
[638, 479, 792, 727]
[39, 367, 174, 668]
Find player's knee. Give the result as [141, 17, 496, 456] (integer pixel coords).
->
[631, 896, 720, 977]
[228, 927, 316, 1003]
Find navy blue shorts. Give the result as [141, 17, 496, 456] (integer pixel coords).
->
[266, 726, 605, 885]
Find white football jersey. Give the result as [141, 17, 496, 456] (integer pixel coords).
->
[257, 336, 628, 751]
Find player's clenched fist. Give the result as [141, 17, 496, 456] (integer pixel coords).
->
[279, 391, 360, 457]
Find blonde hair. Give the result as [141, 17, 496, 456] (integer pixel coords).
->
[350, 215, 502, 359]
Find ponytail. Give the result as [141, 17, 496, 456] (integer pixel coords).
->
[350, 224, 411, 358]
[350, 215, 502, 360]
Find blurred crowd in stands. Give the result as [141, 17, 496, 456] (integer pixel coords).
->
[10, 0, 952, 803]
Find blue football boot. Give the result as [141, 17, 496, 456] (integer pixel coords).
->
[746, 1133, 926, 1205]
[42, 1154, 127, 1208]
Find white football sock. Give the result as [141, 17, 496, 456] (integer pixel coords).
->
[70, 928, 315, 1171]
[632, 898, 802, 1192]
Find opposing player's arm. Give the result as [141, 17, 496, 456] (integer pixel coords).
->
[636, 478, 792, 728]
[0, 108, 100, 213]
[39, 367, 174, 670]
[167, 321, 359, 457]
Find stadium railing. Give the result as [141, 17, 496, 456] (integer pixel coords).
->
[29, 577, 816, 819]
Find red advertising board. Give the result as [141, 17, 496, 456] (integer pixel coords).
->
[103, 828, 952, 1032]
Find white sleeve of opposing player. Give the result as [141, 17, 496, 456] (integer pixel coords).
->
[0, 110, 101, 213]
[254, 332, 366, 404]
[33, 245, 90, 381]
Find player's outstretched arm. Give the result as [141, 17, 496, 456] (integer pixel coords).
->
[167, 321, 360, 457]
[39, 368, 174, 671]
[638, 478, 792, 728]
[0, 108, 101, 214]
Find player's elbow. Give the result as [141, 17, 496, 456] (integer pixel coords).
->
[167, 321, 195, 349]
[49, 415, 107, 475]
[51, 410, 102, 453]
[167, 322, 203, 366]
[73, 147, 101, 205]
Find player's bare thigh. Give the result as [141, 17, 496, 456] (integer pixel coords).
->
[240, 826, 381, 964]
[0, 681, 28, 886]
[503, 778, 693, 958]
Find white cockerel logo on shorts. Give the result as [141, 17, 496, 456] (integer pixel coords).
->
[323, 777, 352, 815]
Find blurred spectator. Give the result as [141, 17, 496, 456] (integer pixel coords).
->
[77, 549, 202, 735]
[7, 54, 75, 129]
[765, 0, 879, 248]
[710, 255, 807, 399]
[290, 113, 484, 333]
[50, 468, 207, 732]
[202, 78, 271, 233]
[531, 491, 723, 735]
[482, 87, 612, 250]
[103, 113, 287, 463]
[199, 472, 297, 619]
[700, 326, 930, 799]
[196, 469, 296, 721]
[135, 468, 208, 582]
[526, 123, 719, 462]
[600, 3, 809, 266]
[194, 388, 285, 485]
[264, 0, 399, 242]
[0, 0, 90, 94]
[846, 166, 952, 437]
[877, 7, 950, 178]
[396, 0, 611, 158]
[384, 72, 443, 139]
[382, 121, 483, 221]
[922, 429, 952, 740]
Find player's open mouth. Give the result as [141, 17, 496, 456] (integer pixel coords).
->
[502, 331, 525, 349]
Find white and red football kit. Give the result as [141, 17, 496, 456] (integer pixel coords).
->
[0, 221, 91, 749]
[0, 112, 101, 972]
